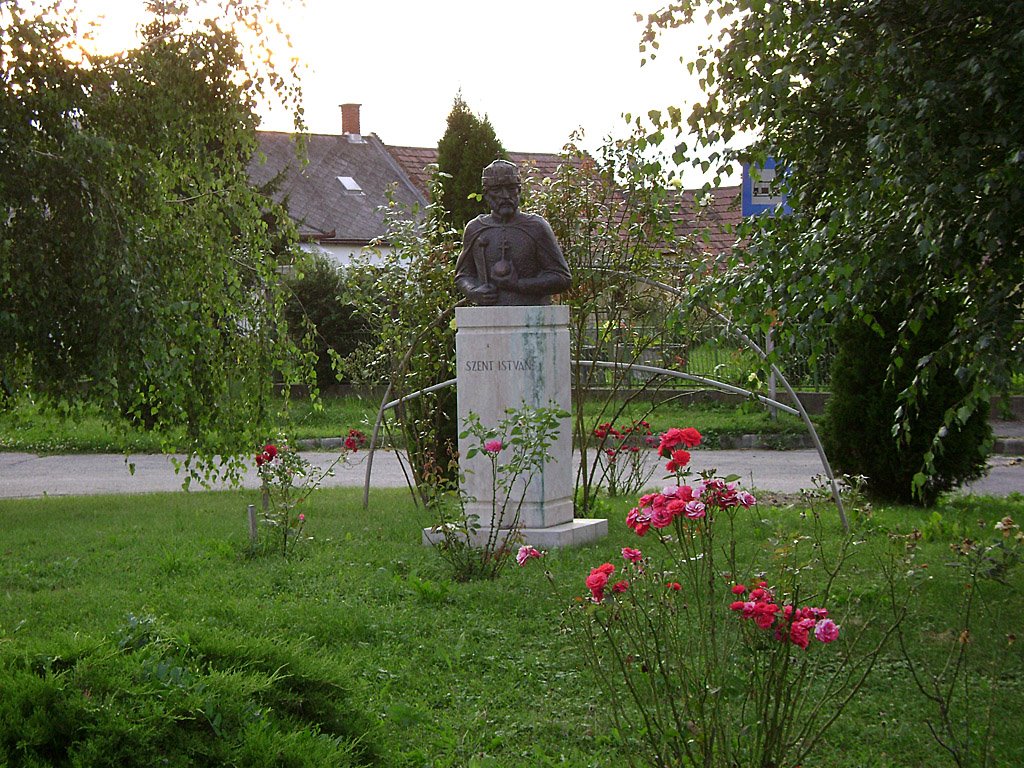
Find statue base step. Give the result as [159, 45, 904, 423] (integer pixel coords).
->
[422, 517, 608, 550]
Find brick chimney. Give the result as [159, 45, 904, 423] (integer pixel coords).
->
[340, 103, 361, 138]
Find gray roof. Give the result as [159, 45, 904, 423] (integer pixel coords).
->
[249, 131, 428, 244]
[251, 128, 741, 260]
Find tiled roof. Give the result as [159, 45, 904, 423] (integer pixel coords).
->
[386, 146, 570, 200]
[384, 145, 438, 200]
[249, 131, 428, 244]
[671, 185, 744, 258]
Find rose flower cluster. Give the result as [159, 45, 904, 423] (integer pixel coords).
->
[343, 428, 367, 452]
[624, 427, 755, 535]
[626, 479, 757, 535]
[585, 562, 631, 603]
[729, 581, 840, 650]
[657, 426, 703, 472]
[254, 443, 278, 467]
[593, 420, 659, 464]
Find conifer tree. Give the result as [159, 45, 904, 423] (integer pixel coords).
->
[436, 93, 506, 230]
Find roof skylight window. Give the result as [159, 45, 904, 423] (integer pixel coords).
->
[337, 176, 362, 192]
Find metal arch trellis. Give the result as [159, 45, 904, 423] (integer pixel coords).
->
[362, 283, 848, 531]
[594, 270, 847, 531]
[361, 300, 465, 510]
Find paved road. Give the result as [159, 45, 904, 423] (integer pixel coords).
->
[1, 447, 1020, 500]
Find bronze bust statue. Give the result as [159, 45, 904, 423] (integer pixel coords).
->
[454, 159, 571, 306]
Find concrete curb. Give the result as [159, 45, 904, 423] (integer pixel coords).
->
[994, 438, 1024, 455]
[297, 434, 1023, 455]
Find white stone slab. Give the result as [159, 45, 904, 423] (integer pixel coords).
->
[422, 517, 608, 550]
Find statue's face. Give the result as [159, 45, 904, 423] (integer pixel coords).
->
[483, 180, 520, 221]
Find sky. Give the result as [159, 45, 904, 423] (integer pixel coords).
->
[73, 0, 720, 179]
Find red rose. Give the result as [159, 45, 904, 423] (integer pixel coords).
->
[586, 566, 613, 602]
[678, 427, 702, 448]
[665, 449, 691, 473]
[658, 427, 702, 457]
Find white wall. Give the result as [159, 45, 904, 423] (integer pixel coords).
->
[300, 242, 396, 268]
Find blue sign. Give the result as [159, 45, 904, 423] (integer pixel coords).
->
[741, 158, 792, 217]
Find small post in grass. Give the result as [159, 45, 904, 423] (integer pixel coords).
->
[247, 504, 258, 546]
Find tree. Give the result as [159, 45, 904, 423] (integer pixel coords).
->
[0, 0, 310, 478]
[283, 254, 368, 390]
[643, 0, 1023, 500]
[338, 179, 464, 501]
[436, 93, 506, 231]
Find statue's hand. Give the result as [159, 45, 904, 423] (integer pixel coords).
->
[468, 282, 498, 305]
[489, 261, 518, 290]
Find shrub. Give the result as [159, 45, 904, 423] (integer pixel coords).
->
[823, 305, 990, 506]
[0, 617, 380, 767]
[284, 255, 369, 390]
[337, 179, 462, 498]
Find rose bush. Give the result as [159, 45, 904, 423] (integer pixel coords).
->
[430, 405, 565, 581]
[528, 427, 887, 767]
[592, 420, 661, 497]
[254, 431, 366, 557]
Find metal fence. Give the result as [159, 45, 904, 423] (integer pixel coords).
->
[574, 317, 836, 393]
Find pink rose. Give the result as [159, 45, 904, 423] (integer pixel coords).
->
[516, 545, 543, 566]
[621, 547, 643, 563]
[483, 439, 504, 454]
[626, 507, 652, 536]
[737, 490, 757, 508]
[684, 500, 706, 519]
[814, 618, 840, 644]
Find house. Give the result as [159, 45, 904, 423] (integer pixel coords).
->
[249, 103, 571, 268]
[248, 104, 429, 267]
[671, 184, 743, 267]
[249, 103, 743, 268]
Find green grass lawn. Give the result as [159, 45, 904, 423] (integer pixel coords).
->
[0, 392, 812, 455]
[2, 487, 1022, 766]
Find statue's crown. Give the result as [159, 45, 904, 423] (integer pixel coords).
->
[481, 159, 520, 187]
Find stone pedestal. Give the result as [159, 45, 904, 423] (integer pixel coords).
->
[422, 305, 606, 549]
